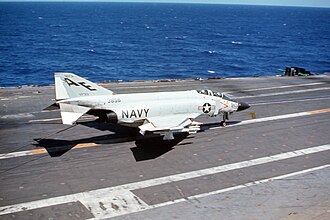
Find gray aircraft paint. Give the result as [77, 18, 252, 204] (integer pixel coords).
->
[53, 72, 247, 139]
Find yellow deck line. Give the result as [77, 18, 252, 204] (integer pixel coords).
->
[73, 143, 100, 149]
[31, 149, 47, 155]
[307, 108, 330, 115]
[30, 143, 100, 155]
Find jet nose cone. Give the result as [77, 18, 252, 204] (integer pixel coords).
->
[237, 102, 250, 112]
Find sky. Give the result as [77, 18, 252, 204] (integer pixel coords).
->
[2, 0, 330, 8]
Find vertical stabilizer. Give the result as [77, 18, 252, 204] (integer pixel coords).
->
[54, 72, 113, 100]
[54, 72, 114, 125]
[55, 73, 70, 100]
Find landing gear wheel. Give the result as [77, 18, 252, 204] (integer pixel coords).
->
[221, 113, 228, 127]
[220, 121, 226, 127]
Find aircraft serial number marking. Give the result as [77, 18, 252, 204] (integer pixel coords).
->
[108, 98, 121, 103]
[122, 109, 149, 118]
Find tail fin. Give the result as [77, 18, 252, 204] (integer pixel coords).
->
[54, 72, 113, 125]
[55, 72, 113, 100]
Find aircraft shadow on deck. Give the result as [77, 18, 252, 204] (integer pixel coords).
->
[34, 128, 191, 161]
[200, 121, 242, 130]
[33, 120, 240, 161]
[130, 133, 190, 161]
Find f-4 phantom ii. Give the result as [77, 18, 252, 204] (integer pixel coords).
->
[48, 73, 250, 140]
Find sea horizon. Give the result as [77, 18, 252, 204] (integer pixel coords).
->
[0, 1, 329, 9]
[0, 2, 329, 87]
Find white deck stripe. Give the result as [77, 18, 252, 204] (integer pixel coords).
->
[0, 82, 323, 98]
[152, 165, 330, 208]
[121, 82, 326, 92]
[234, 87, 330, 99]
[210, 109, 329, 130]
[251, 96, 330, 106]
[0, 144, 329, 218]
[118, 144, 330, 191]
[227, 82, 325, 93]
[28, 118, 61, 122]
[0, 150, 33, 159]
[1, 108, 329, 160]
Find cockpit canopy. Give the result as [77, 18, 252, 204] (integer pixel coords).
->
[197, 89, 235, 101]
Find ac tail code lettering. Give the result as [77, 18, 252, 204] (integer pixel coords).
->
[64, 78, 96, 91]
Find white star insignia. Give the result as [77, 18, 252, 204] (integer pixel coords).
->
[203, 103, 211, 113]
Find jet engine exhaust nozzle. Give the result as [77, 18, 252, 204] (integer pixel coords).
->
[237, 102, 250, 112]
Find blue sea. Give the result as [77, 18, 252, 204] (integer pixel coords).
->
[0, 3, 329, 87]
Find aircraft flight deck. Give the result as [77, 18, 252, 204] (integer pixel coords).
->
[0, 75, 329, 219]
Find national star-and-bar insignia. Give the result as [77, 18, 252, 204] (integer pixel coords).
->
[198, 103, 215, 113]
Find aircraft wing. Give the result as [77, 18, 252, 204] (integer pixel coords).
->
[138, 113, 201, 136]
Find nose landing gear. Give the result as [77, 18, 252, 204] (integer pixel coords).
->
[220, 112, 229, 127]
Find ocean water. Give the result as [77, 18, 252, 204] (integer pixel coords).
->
[0, 3, 329, 87]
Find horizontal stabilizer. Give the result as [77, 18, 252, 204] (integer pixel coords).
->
[43, 103, 60, 111]
[59, 103, 90, 125]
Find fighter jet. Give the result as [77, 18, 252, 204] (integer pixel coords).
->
[48, 73, 250, 140]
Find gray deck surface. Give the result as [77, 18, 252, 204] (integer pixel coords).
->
[0, 75, 329, 219]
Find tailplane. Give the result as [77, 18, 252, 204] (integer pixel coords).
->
[59, 103, 91, 125]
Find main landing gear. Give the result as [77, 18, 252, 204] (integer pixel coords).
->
[220, 121, 226, 127]
[220, 112, 229, 127]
